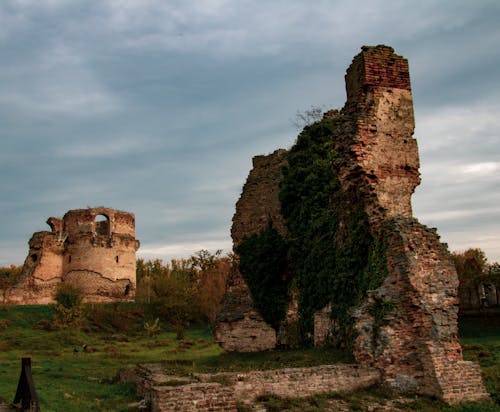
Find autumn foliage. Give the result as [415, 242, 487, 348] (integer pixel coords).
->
[135, 250, 232, 326]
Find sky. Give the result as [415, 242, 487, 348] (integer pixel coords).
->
[1, 0, 499, 266]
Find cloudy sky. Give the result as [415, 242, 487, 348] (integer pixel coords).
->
[1, 0, 499, 266]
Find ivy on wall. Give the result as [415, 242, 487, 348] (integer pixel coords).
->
[281, 117, 388, 347]
[236, 226, 290, 331]
[237, 116, 388, 348]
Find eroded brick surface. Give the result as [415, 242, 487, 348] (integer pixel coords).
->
[10, 207, 139, 304]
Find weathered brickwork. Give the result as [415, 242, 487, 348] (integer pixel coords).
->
[215, 149, 288, 351]
[353, 218, 488, 401]
[124, 363, 380, 411]
[339, 45, 420, 227]
[150, 383, 237, 412]
[215, 45, 488, 404]
[10, 207, 139, 304]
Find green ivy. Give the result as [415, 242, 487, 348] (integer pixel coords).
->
[237, 116, 389, 349]
[236, 226, 290, 331]
[280, 117, 388, 347]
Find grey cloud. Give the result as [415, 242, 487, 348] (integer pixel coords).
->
[1, 1, 500, 265]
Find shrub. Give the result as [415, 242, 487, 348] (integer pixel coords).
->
[52, 282, 84, 329]
[54, 282, 84, 309]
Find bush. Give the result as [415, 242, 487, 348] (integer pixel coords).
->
[52, 282, 84, 329]
[54, 282, 84, 309]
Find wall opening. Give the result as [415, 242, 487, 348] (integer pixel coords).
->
[95, 214, 110, 236]
[115, 256, 119, 263]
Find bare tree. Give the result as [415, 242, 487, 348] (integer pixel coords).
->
[290, 105, 324, 130]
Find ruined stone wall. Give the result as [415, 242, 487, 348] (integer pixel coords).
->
[353, 218, 488, 401]
[215, 149, 288, 351]
[339, 45, 420, 227]
[340, 47, 487, 401]
[150, 384, 237, 412]
[215, 45, 488, 403]
[9, 231, 64, 304]
[9, 207, 139, 304]
[63, 208, 138, 294]
[125, 363, 380, 411]
[460, 282, 499, 310]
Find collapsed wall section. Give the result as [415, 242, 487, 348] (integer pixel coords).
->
[9, 231, 64, 304]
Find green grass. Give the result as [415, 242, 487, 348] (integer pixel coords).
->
[460, 314, 500, 405]
[0, 304, 348, 411]
[0, 305, 223, 411]
[1, 305, 498, 411]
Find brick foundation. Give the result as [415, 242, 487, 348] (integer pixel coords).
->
[124, 363, 381, 411]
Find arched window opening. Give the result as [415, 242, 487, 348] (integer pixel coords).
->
[95, 214, 110, 236]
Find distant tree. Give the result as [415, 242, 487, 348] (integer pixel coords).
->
[190, 249, 222, 272]
[196, 253, 232, 324]
[452, 248, 488, 287]
[452, 248, 500, 309]
[0, 265, 23, 304]
[290, 105, 324, 130]
[135, 250, 231, 328]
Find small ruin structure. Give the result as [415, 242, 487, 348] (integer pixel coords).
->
[10, 207, 139, 304]
[215, 46, 489, 404]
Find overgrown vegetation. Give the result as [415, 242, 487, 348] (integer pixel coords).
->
[237, 226, 290, 330]
[238, 117, 388, 347]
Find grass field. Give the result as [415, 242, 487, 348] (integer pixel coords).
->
[0, 305, 498, 411]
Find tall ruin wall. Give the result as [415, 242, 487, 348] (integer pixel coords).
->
[215, 150, 288, 351]
[9, 207, 139, 304]
[215, 45, 488, 403]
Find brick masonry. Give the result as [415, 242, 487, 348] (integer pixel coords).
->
[123, 363, 380, 411]
[214, 45, 489, 404]
[9, 207, 139, 304]
[215, 149, 288, 351]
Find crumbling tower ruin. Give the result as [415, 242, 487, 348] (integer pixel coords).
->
[10, 207, 139, 304]
[216, 46, 488, 404]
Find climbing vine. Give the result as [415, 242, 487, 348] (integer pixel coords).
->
[236, 115, 389, 349]
[236, 226, 290, 331]
[280, 117, 388, 348]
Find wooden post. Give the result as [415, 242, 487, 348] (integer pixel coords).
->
[13, 358, 40, 412]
